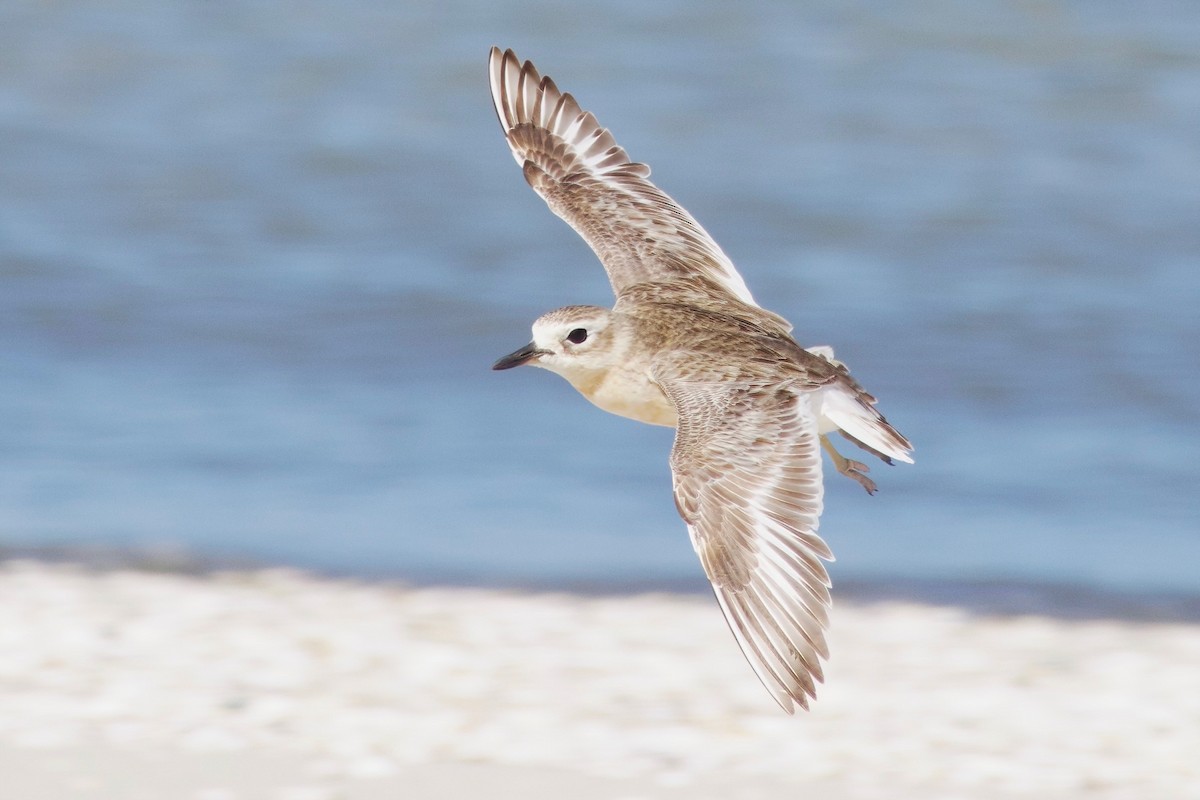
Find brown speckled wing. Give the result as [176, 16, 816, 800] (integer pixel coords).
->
[658, 373, 833, 713]
[488, 47, 762, 309]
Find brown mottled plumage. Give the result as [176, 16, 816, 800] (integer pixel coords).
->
[488, 47, 913, 713]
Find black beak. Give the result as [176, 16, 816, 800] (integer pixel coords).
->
[492, 342, 547, 370]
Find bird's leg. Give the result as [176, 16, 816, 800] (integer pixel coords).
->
[820, 435, 877, 495]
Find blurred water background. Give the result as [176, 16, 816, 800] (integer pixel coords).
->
[2, 1, 1198, 602]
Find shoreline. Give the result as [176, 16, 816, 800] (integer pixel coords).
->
[4, 544, 1198, 623]
[2, 558, 1197, 798]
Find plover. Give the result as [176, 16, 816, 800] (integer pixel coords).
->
[488, 47, 913, 713]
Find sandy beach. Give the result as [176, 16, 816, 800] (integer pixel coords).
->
[1, 560, 1196, 799]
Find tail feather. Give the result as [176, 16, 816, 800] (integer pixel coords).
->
[838, 431, 895, 465]
[818, 385, 913, 465]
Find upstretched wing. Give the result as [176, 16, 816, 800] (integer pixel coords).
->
[658, 374, 834, 713]
[488, 46, 760, 308]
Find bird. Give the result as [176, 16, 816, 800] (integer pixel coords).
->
[487, 47, 913, 713]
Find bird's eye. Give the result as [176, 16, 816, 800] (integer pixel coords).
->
[566, 328, 588, 344]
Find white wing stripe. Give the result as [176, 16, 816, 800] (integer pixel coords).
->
[753, 554, 831, 659]
[758, 544, 831, 627]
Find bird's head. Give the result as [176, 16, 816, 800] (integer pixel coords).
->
[492, 305, 622, 379]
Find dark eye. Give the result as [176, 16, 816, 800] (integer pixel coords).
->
[566, 328, 588, 344]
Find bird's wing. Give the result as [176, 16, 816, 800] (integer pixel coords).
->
[488, 46, 760, 307]
[656, 371, 833, 713]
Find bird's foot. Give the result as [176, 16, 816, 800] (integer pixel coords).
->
[820, 435, 878, 494]
[837, 458, 877, 495]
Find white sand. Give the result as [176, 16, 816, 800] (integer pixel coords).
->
[1, 560, 1196, 799]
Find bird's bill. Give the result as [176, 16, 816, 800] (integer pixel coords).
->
[492, 342, 548, 370]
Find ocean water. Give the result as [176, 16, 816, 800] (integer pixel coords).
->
[2, 1, 1198, 597]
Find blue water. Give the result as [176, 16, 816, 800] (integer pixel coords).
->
[3, 1, 1198, 596]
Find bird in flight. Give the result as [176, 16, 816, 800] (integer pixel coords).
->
[488, 47, 913, 712]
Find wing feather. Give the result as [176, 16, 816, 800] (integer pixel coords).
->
[659, 377, 832, 713]
[488, 46, 760, 307]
